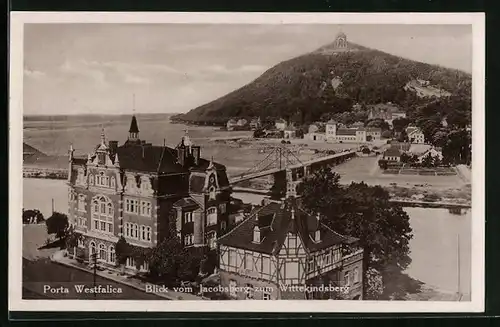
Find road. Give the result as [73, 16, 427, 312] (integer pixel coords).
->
[23, 258, 164, 300]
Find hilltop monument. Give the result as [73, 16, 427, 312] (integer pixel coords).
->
[334, 31, 348, 49]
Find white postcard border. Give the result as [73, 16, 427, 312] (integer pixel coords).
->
[9, 11, 485, 313]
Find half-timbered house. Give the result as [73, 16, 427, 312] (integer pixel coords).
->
[217, 199, 364, 300]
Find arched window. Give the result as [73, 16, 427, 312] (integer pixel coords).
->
[206, 207, 217, 226]
[98, 243, 106, 262]
[91, 195, 114, 234]
[108, 246, 115, 264]
[133, 224, 139, 238]
[89, 241, 96, 256]
[209, 186, 216, 200]
[253, 226, 261, 243]
[77, 195, 86, 211]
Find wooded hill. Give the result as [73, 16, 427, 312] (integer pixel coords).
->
[174, 40, 472, 126]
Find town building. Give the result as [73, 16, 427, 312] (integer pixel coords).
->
[326, 120, 371, 143]
[406, 126, 425, 144]
[250, 117, 261, 130]
[275, 119, 288, 131]
[284, 126, 297, 139]
[382, 146, 402, 162]
[227, 119, 238, 131]
[365, 127, 382, 141]
[305, 132, 326, 142]
[217, 198, 364, 300]
[67, 115, 231, 271]
[237, 118, 248, 127]
[417, 147, 443, 163]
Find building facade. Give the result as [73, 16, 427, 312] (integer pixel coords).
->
[67, 116, 231, 271]
[406, 126, 425, 144]
[326, 120, 382, 143]
[217, 199, 364, 300]
[275, 119, 287, 131]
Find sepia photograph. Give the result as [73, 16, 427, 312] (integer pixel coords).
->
[9, 12, 484, 313]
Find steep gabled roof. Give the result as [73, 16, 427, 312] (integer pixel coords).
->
[218, 200, 355, 255]
[129, 115, 140, 133]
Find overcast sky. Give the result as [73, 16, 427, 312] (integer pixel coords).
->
[23, 24, 472, 116]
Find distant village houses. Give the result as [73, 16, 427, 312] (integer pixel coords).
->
[405, 126, 425, 144]
[367, 103, 406, 127]
[249, 117, 261, 130]
[275, 118, 288, 131]
[227, 118, 250, 131]
[382, 146, 402, 162]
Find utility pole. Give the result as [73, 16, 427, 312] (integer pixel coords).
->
[51, 198, 54, 215]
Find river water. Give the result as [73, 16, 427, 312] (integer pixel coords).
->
[21, 178, 471, 297]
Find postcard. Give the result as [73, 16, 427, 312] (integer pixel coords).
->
[9, 12, 485, 313]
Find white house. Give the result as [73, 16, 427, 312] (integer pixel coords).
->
[275, 119, 287, 130]
[406, 126, 425, 144]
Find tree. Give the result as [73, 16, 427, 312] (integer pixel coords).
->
[269, 170, 287, 200]
[22, 209, 44, 224]
[148, 220, 204, 286]
[378, 159, 388, 170]
[381, 130, 392, 139]
[421, 153, 434, 168]
[400, 152, 410, 163]
[115, 236, 132, 272]
[45, 212, 69, 240]
[397, 129, 408, 143]
[301, 168, 413, 299]
[64, 225, 81, 250]
[392, 118, 410, 132]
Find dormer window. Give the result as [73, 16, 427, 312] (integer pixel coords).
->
[253, 226, 261, 243]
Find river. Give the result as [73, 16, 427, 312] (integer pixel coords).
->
[21, 178, 471, 298]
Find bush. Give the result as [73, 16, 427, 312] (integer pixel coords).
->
[378, 159, 388, 170]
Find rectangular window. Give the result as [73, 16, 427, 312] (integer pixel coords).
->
[245, 253, 253, 271]
[184, 212, 193, 223]
[184, 234, 194, 246]
[206, 208, 217, 226]
[107, 223, 113, 233]
[125, 199, 140, 214]
[344, 272, 350, 286]
[146, 227, 151, 241]
[141, 226, 146, 240]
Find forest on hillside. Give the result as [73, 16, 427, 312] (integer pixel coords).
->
[174, 46, 471, 127]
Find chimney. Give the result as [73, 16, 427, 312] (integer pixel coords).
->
[192, 146, 200, 166]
